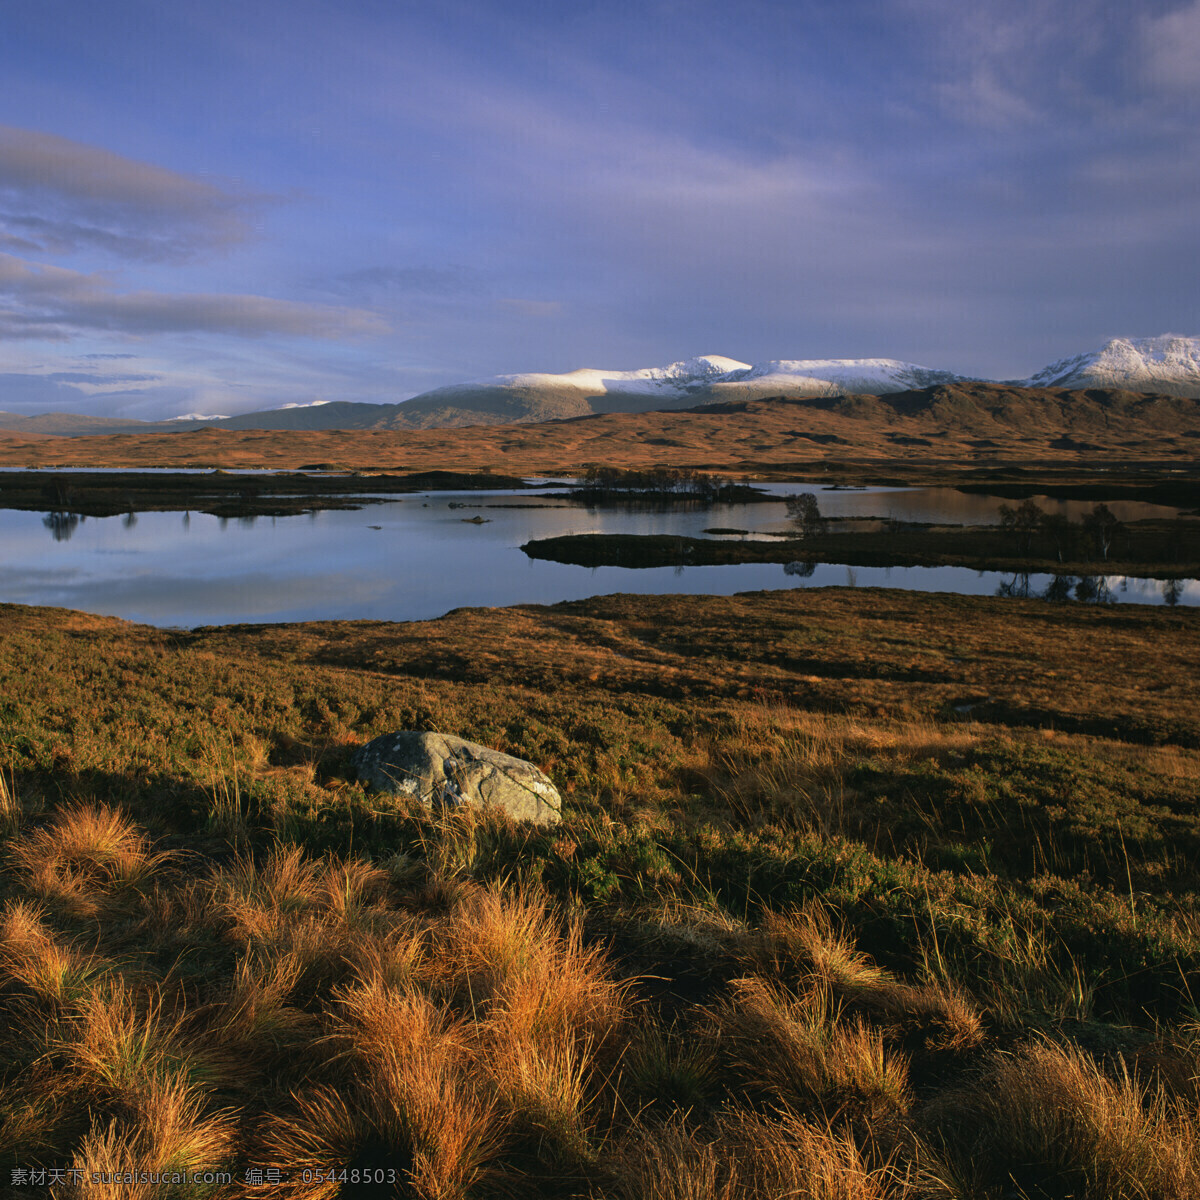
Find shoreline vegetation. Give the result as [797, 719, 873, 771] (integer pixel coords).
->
[2, 588, 1200, 1196]
[521, 476, 1200, 582]
[0, 468, 530, 519]
[520, 520, 1200, 580]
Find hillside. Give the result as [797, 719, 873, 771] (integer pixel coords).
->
[4, 336, 1198, 437]
[0, 382, 1197, 474]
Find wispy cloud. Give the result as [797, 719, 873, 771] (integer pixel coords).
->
[1141, 0, 1200, 91]
[0, 253, 386, 340]
[0, 125, 265, 262]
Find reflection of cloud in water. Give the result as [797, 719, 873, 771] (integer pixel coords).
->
[0, 569, 398, 627]
[1, 500, 1197, 627]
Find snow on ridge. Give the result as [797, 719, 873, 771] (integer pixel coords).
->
[417, 336, 1200, 406]
[455, 355, 955, 397]
[740, 358, 962, 389]
[1023, 335, 1200, 389]
[165, 412, 230, 422]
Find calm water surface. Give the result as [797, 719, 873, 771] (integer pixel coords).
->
[2, 486, 1193, 626]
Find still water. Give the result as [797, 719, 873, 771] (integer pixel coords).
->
[2, 486, 1193, 626]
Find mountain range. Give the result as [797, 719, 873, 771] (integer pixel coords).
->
[2, 335, 1198, 436]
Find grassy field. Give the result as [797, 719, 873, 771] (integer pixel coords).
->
[2, 589, 1199, 1197]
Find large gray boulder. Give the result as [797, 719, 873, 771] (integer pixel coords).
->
[352, 731, 562, 826]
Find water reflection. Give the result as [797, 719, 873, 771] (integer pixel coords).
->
[42, 512, 84, 542]
[783, 559, 816, 577]
[10, 491, 1198, 628]
[1042, 574, 1074, 603]
[1073, 575, 1117, 604]
[997, 573, 1119, 604]
[996, 572, 1033, 599]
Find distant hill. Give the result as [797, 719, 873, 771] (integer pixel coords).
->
[2, 381, 1197, 474]
[2, 336, 1198, 436]
[0, 411, 174, 436]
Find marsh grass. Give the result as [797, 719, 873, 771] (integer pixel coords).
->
[1, 590, 1198, 1194]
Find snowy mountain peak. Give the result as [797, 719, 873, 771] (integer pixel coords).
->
[1023, 335, 1200, 395]
[662, 355, 753, 380]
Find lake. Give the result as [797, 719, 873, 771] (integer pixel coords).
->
[1, 485, 1193, 626]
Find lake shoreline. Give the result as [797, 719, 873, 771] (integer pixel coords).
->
[521, 520, 1200, 581]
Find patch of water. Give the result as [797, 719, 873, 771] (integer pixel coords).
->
[0, 489, 1193, 626]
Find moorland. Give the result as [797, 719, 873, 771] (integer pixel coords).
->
[1, 383, 1199, 1198]
[2, 588, 1199, 1198]
[2, 382, 1199, 476]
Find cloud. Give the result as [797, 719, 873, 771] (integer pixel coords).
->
[0, 125, 263, 261]
[0, 252, 387, 341]
[0, 372, 91, 412]
[1142, 1, 1200, 91]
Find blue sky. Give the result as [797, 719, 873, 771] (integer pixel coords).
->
[0, 0, 1197, 418]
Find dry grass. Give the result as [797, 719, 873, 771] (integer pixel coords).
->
[713, 975, 911, 1129]
[612, 1108, 898, 1200]
[752, 907, 984, 1053]
[1, 591, 1198, 1195]
[431, 885, 626, 1048]
[60, 1075, 236, 1198]
[0, 766, 20, 836]
[8, 803, 172, 918]
[0, 899, 112, 1009]
[922, 1039, 1200, 1200]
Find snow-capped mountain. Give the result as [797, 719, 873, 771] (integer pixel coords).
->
[731, 358, 965, 395]
[1021, 335, 1200, 397]
[458, 354, 965, 399]
[496, 354, 753, 395]
[393, 354, 972, 425]
[4, 337, 1199, 437]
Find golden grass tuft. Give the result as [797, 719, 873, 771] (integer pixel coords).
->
[286, 979, 502, 1199]
[712, 976, 911, 1127]
[0, 766, 21, 836]
[754, 906, 984, 1053]
[59, 1075, 235, 1199]
[923, 1038, 1200, 1200]
[8, 803, 171, 917]
[209, 955, 318, 1056]
[59, 979, 240, 1103]
[612, 1108, 898, 1200]
[432, 884, 627, 1048]
[0, 899, 109, 1008]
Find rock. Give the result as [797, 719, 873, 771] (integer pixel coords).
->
[352, 731, 562, 826]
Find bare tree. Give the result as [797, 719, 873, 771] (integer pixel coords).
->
[1083, 504, 1122, 562]
[998, 499, 1043, 554]
[1038, 511, 1074, 563]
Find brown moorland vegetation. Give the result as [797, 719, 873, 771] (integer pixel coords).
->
[2, 383, 1199, 475]
[1, 589, 1199, 1197]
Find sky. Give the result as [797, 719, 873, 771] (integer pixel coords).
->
[0, 0, 1197, 419]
